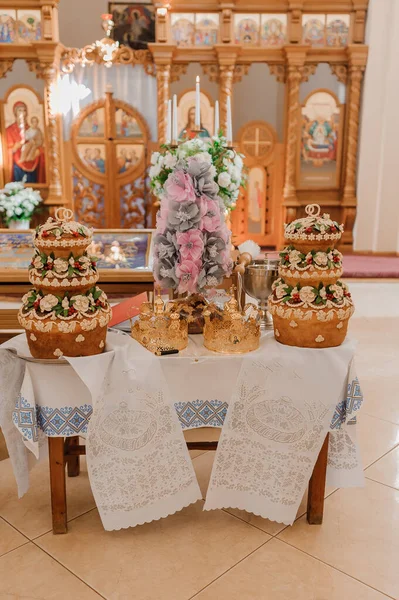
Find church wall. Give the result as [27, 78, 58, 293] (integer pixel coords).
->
[356, 0, 399, 252]
[0, 60, 43, 96]
[58, 0, 109, 48]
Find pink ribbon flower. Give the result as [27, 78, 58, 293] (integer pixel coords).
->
[177, 230, 204, 262]
[176, 260, 200, 294]
[165, 170, 196, 203]
[200, 199, 221, 233]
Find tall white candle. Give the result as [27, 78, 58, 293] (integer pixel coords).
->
[166, 99, 172, 144]
[226, 94, 232, 143]
[172, 94, 178, 142]
[195, 75, 200, 127]
[214, 100, 219, 136]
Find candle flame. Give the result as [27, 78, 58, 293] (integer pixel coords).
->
[196, 76, 200, 83]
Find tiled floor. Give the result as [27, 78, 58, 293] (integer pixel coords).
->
[0, 281, 398, 600]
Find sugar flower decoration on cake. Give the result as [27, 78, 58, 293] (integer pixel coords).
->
[39, 294, 58, 312]
[71, 295, 90, 313]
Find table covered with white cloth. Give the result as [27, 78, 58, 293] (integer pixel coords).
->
[0, 330, 364, 531]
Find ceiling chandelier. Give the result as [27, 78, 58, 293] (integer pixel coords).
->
[96, 13, 119, 68]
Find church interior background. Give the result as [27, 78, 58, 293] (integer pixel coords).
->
[0, 0, 371, 256]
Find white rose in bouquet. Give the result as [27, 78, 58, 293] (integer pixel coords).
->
[299, 286, 316, 304]
[163, 152, 177, 169]
[39, 294, 58, 312]
[151, 152, 160, 165]
[218, 172, 231, 187]
[71, 295, 90, 312]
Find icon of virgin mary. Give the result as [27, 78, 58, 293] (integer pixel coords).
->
[6, 101, 46, 183]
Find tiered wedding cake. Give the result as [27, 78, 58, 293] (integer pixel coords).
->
[18, 208, 111, 358]
[268, 204, 354, 348]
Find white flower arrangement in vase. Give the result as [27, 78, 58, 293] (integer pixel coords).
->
[0, 180, 42, 229]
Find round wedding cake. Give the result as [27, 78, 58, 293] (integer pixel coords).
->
[268, 204, 354, 348]
[18, 208, 112, 358]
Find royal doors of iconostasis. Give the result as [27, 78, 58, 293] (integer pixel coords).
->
[232, 121, 284, 248]
[69, 92, 151, 229]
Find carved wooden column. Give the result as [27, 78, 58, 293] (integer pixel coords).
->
[341, 45, 368, 249]
[282, 47, 307, 210]
[148, 45, 175, 145]
[214, 46, 241, 138]
[27, 57, 64, 203]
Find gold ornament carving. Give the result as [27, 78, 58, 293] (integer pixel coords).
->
[73, 168, 105, 228]
[221, 8, 233, 43]
[202, 64, 219, 83]
[120, 177, 147, 229]
[170, 63, 188, 83]
[61, 46, 155, 75]
[233, 64, 250, 84]
[156, 64, 171, 144]
[301, 64, 317, 83]
[268, 64, 286, 83]
[343, 65, 365, 203]
[330, 64, 348, 85]
[0, 60, 14, 79]
[283, 65, 302, 202]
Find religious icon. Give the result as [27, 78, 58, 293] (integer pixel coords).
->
[299, 90, 340, 188]
[78, 108, 105, 138]
[115, 108, 143, 138]
[261, 15, 286, 46]
[2, 86, 46, 184]
[326, 14, 350, 47]
[247, 166, 266, 235]
[171, 14, 195, 46]
[17, 10, 41, 42]
[177, 90, 214, 140]
[109, 2, 155, 50]
[78, 144, 106, 174]
[302, 15, 325, 47]
[0, 11, 16, 43]
[116, 144, 143, 173]
[234, 14, 260, 45]
[194, 15, 219, 46]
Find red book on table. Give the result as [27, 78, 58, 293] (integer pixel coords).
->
[108, 293, 148, 327]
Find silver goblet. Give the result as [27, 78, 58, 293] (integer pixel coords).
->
[243, 258, 280, 329]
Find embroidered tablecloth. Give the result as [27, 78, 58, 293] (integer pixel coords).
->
[0, 330, 364, 529]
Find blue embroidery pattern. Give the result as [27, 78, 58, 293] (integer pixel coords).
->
[330, 377, 363, 430]
[36, 404, 93, 436]
[175, 399, 228, 429]
[12, 393, 38, 442]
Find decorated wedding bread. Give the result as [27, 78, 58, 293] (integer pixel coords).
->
[18, 208, 111, 359]
[268, 204, 354, 348]
[284, 203, 344, 254]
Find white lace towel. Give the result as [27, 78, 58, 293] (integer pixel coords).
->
[205, 342, 357, 525]
[66, 338, 202, 531]
[0, 349, 31, 497]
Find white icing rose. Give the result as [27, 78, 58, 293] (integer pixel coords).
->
[61, 297, 69, 309]
[275, 285, 287, 299]
[314, 252, 328, 267]
[78, 256, 91, 268]
[71, 295, 90, 312]
[288, 249, 302, 266]
[299, 286, 316, 304]
[330, 284, 344, 299]
[99, 291, 107, 304]
[47, 256, 53, 264]
[319, 288, 327, 299]
[39, 294, 58, 312]
[33, 256, 43, 269]
[54, 258, 68, 273]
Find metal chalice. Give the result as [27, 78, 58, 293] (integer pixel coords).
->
[242, 257, 280, 330]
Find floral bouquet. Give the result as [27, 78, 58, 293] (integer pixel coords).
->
[152, 151, 233, 295]
[149, 135, 245, 212]
[0, 180, 42, 226]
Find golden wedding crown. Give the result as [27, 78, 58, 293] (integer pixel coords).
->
[203, 291, 261, 354]
[130, 294, 188, 354]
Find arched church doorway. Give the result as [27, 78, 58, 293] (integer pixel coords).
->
[232, 120, 284, 248]
[70, 92, 151, 229]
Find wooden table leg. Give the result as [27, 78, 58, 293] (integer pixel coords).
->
[307, 433, 329, 525]
[66, 436, 80, 477]
[48, 437, 67, 534]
